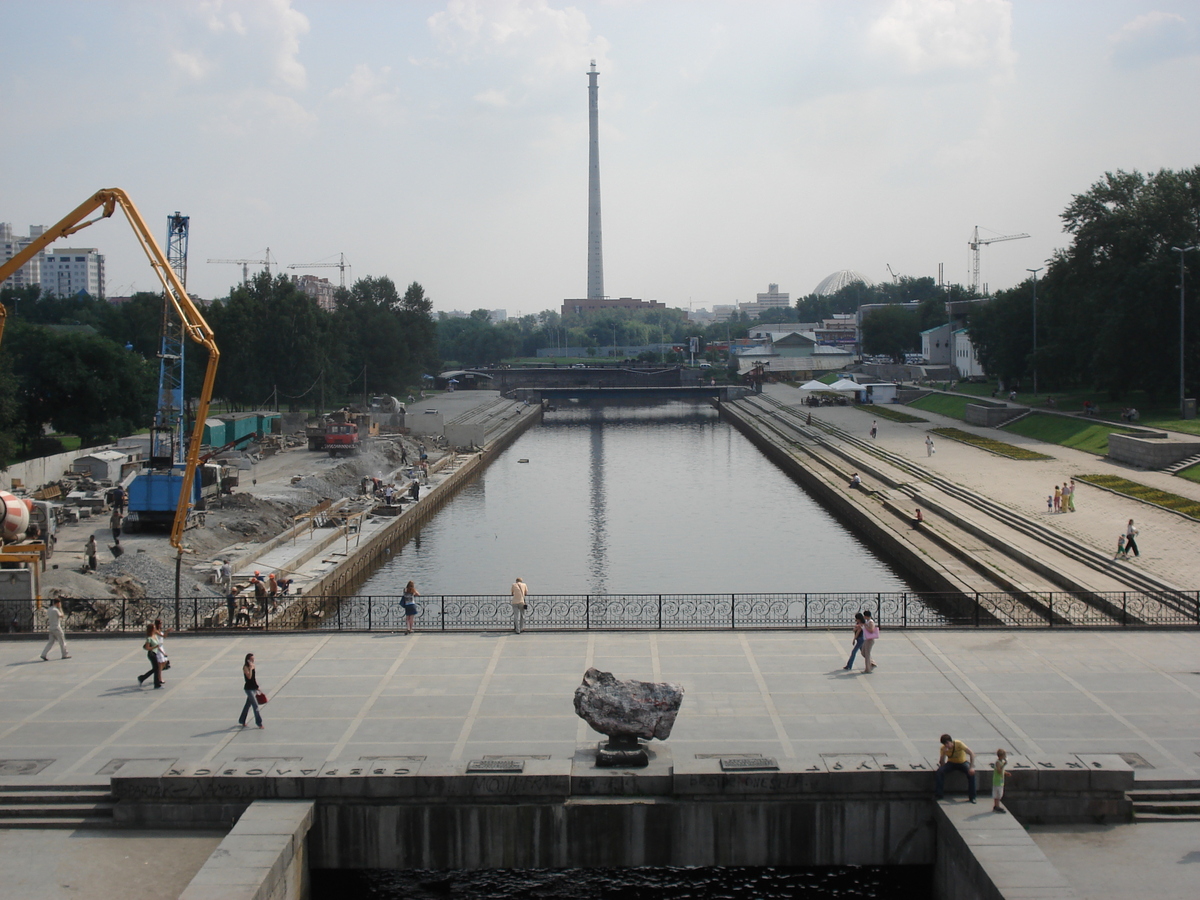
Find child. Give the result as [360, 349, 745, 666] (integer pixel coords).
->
[992, 749, 1011, 812]
[1047, 495, 1053, 513]
[1115, 534, 1126, 559]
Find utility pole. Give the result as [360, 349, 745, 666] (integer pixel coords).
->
[1173, 246, 1198, 418]
[1027, 268, 1043, 396]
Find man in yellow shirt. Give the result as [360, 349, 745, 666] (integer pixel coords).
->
[935, 733, 976, 802]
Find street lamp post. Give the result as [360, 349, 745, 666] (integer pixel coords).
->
[1172, 245, 1198, 418]
[1027, 267, 1043, 396]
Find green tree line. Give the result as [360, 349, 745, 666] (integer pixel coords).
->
[0, 273, 438, 466]
[969, 166, 1200, 400]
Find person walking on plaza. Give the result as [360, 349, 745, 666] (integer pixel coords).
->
[935, 733, 976, 802]
[860, 610, 879, 672]
[1053, 485, 1061, 513]
[925, 434, 935, 457]
[1115, 534, 1127, 559]
[511, 577, 529, 634]
[992, 748, 1011, 813]
[85, 535, 98, 572]
[137, 623, 164, 688]
[1125, 519, 1139, 557]
[40, 599, 70, 660]
[843, 612, 865, 670]
[239, 652, 264, 728]
[869, 420, 878, 440]
[1068, 478, 1077, 512]
[154, 618, 170, 671]
[403, 580, 420, 634]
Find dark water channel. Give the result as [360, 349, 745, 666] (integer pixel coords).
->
[313, 864, 933, 898]
[358, 401, 916, 596]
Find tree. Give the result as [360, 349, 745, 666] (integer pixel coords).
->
[8, 323, 156, 447]
[861, 304, 920, 360]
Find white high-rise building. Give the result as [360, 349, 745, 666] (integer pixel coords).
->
[1, 223, 49, 291]
[40, 247, 105, 299]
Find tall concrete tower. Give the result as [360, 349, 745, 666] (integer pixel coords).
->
[586, 60, 604, 301]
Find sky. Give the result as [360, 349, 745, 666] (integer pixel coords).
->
[3, 0, 1199, 316]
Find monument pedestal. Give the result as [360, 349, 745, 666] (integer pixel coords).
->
[596, 736, 648, 768]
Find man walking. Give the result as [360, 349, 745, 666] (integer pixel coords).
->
[935, 733, 977, 802]
[220, 559, 233, 594]
[40, 599, 70, 660]
[511, 577, 529, 634]
[85, 535, 98, 572]
[925, 434, 935, 457]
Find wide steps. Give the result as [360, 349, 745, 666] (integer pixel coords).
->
[1129, 788, 1200, 820]
[0, 786, 115, 829]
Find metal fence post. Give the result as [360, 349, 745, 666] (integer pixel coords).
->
[441, 595, 446, 632]
[974, 593, 979, 628]
[657, 596, 661, 631]
[1123, 593, 1127, 627]
[193, 596, 198, 631]
[903, 592, 908, 628]
[1048, 594, 1054, 626]
[337, 596, 342, 631]
[368, 596, 372, 632]
[804, 593, 808, 629]
[731, 594, 736, 630]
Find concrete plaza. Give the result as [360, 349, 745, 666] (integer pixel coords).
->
[3, 628, 1198, 785]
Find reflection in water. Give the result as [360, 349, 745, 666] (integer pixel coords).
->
[356, 401, 916, 596]
[587, 411, 606, 594]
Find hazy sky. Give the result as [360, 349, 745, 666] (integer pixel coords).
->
[3, 1, 1198, 314]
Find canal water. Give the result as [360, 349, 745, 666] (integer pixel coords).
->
[313, 865, 933, 898]
[357, 401, 916, 596]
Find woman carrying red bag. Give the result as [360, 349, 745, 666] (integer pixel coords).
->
[239, 652, 265, 728]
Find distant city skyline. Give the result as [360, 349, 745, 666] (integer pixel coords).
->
[2, 1, 1197, 313]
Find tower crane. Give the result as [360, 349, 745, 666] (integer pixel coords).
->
[969, 226, 1029, 294]
[206, 248, 274, 287]
[154, 212, 189, 469]
[286, 252, 351, 288]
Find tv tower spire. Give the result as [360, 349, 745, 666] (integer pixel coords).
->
[586, 60, 604, 301]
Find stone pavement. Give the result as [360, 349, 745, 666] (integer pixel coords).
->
[2, 629, 1197, 786]
[766, 384, 1200, 590]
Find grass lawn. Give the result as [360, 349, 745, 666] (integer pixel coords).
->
[1176, 464, 1200, 484]
[1001, 413, 1137, 456]
[931, 427, 1054, 460]
[857, 405, 928, 424]
[908, 393, 974, 420]
[1075, 474, 1200, 520]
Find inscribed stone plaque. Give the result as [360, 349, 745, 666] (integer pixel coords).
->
[467, 759, 524, 773]
[97, 758, 177, 776]
[0, 759, 53, 776]
[720, 757, 779, 772]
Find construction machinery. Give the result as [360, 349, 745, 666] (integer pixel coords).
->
[0, 189, 219, 567]
[969, 226, 1030, 294]
[207, 249, 275, 287]
[287, 253, 351, 289]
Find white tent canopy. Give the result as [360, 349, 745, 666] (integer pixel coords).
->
[799, 380, 830, 391]
[829, 379, 864, 391]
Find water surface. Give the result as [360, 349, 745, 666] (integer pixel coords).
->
[359, 402, 914, 596]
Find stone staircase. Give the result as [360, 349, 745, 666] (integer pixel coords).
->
[0, 784, 116, 829]
[1162, 452, 1200, 474]
[1129, 784, 1200, 822]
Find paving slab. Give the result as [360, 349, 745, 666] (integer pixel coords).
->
[0, 629, 1196, 783]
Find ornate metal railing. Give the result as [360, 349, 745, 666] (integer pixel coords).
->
[4, 589, 1199, 635]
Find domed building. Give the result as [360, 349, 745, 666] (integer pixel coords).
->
[813, 270, 874, 296]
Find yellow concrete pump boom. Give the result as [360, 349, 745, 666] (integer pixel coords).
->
[0, 189, 219, 553]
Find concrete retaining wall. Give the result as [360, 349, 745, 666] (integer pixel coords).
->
[1108, 432, 1200, 469]
[179, 800, 314, 900]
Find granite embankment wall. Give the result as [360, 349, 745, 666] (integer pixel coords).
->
[301, 401, 542, 599]
[115, 754, 1129, 900]
[717, 400, 962, 595]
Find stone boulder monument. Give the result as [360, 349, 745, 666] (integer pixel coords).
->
[573, 667, 684, 767]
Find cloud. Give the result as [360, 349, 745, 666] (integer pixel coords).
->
[330, 64, 402, 120]
[867, 0, 1014, 76]
[208, 88, 317, 135]
[171, 50, 211, 81]
[474, 88, 510, 108]
[428, 0, 611, 85]
[188, 0, 310, 90]
[1109, 11, 1197, 69]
